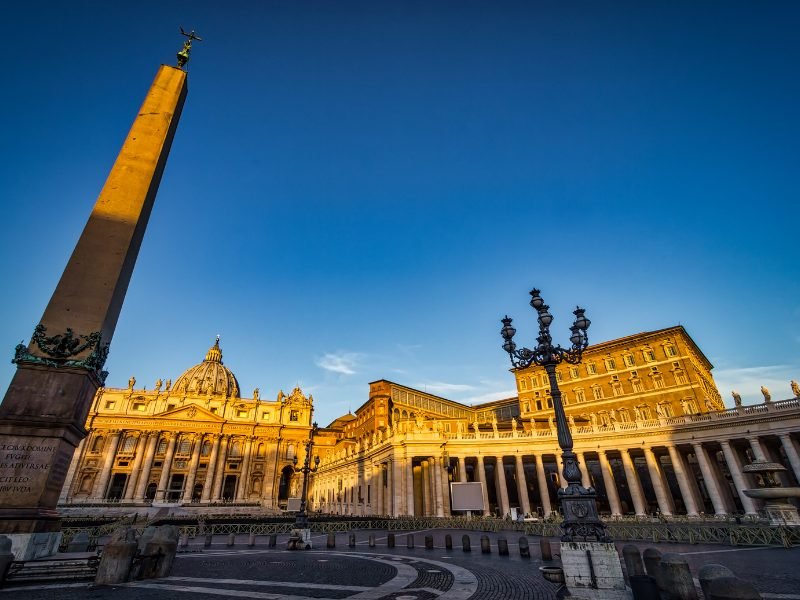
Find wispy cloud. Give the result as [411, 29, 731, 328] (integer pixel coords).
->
[712, 364, 797, 404]
[416, 381, 476, 394]
[463, 389, 518, 405]
[315, 352, 364, 375]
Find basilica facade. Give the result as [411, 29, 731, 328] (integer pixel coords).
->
[59, 328, 800, 520]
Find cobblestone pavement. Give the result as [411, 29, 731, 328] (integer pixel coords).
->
[1, 529, 799, 600]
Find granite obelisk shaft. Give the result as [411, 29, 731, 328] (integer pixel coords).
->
[0, 65, 187, 558]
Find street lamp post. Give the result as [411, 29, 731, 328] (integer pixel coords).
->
[292, 422, 320, 530]
[500, 288, 609, 542]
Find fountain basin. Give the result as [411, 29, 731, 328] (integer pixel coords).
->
[743, 488, 800, 500]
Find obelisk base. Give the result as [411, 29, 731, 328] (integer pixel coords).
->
[560, 541, 631, 600]
[0, 364, 98, 559]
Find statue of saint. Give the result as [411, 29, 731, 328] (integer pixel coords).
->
[731, 390, 742, 407]
[253, 387, 260, 401]
[511, 417, 518, 432]
[568, 415, 575, 428]
[128, 376, 136, 389]
[165, 379, 172, 392]
[548, 416, 555, 430]
[761, 386, 771, 403]
[609, 409, 617, 422]
[791, 380, 800, 399]
[154, 379, 162, 393]
[472, 420, 480, 435]
[491, 415, 498, 435]
[656, 403, 665, 418]
[634, 407, 643, 421]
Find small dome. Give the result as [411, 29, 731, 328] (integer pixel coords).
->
[172, 337, 240, 398]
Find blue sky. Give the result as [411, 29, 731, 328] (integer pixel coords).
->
[0, 1, 798, 426]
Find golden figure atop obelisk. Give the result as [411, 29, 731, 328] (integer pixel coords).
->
[177, 26, 203, 68]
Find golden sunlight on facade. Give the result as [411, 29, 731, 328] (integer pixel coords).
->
[59, 328, 800, 521]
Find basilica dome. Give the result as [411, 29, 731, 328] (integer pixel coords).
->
[172, 337, 241, 398]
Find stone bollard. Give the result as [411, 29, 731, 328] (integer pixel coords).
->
[706, 576, 762, 600]
[268, 534, 277, 548]
[407, 534, 415, 549]
[445, 534, 453, 550]
[248, 532, 256, 548]
[95, 529, 138, 585]
[699, 564, 736, 599]
[349, 533, 356, 547]
[462, 535, 471, 552]
[623, 545, 645, 580]
[204, 533, 213, 548]
[540, 538, 552, 561]
[67, 531, 90, 553]
[388, 533, 395, 548]
[369, 534, 375, 548]
[227, 533, 236, 547]
[643, 547, 666, 592]
[660, 553, 698, 600]
[629, 575, 661, 600]
[179, 533, 189, 548]
[141, 525, 179, 579]
[425, 535, 434, 550]
[518, 536, 530, 558]
[0, 536, 14, 585]
[498, 538, 509, 556]
[327, 533, 336, 549]
[480, 535, 490, 554]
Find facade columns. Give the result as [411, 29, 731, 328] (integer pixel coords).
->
[406, 457, 415, 516]
[666, 445, 699, 516]
[421, 460, 432, 516]
[134, 432, 160, 501]
[495, 457, 510, 517]
[719, 440, 758, 515]
[237, 437, 254, 501]
[748, 437, 768, 462]
[155, 434, 178, 501]
[182, 434, 204, 504]
[644, 449, 673, 515]
[211, 435, 230, 502]
[598, 451, 622, 517]
[201, 435, 221, 503]
[458, 456, 471, 518]
[692, 442, 727, 516]
[476, 455, 491, 516]
[392, 458, 403, 516]
[620, 450, 647, 516]
[514, 455, 531, 517]
[123, 433, 148, 501]
[779, 434, 800, 482]
[92, 430, 122, 500]
[534, 454, 552, 517]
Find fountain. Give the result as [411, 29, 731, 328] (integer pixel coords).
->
[742, 460, 800, 526]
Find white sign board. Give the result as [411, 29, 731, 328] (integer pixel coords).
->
[450, 482, 485, 511]
[287, 497, 302, 511]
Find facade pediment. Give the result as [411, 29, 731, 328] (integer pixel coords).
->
[155, 404, 223, 422]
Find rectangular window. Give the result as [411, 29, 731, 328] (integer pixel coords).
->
[167, 403, 175, 411]
[632, 380, 643, 393]
[644, 349, 656, 362]
[675, 371, 687, 385]
[262, 412, 270, 421]
[605, 358, 617, 371]
[536, 400, 543, 411]
[133, 403, 146, 412]
[570, 367, 579, 379]
[555, 371, 563, 382]
[519, 379, 528, 391]
[666, 346, 677, 357]
[546, 398, 553, 408]
[592, 387, 603, 400]
[575, 389, 585, 402]
[624, 354, 635, 367]
[105, 401, 115, 410]
[587, 363, 597, 375]
[290, 410, 299, 421]
[237, 410, 248, 418]
[210, 407, 217, 414]
[530, 375, 538, 387]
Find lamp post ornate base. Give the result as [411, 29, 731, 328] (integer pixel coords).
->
[287, 423, 319, 551]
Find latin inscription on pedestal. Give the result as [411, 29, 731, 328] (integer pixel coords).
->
[0, 437, 68, 507]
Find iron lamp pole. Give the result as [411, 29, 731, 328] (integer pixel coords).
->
[500, 288, 609, 542]
[292, 422, 320, 530]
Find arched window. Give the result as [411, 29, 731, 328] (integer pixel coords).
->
[121, 435, 137, 453]
[201, 440, 212, 456]
[156, 438, 168, 455]
[177, 437, 191, 456]
[91, 436, 105, 453]
[229, 440, 242, 457]
[257, 443, 265, 458]
[285, 443, 295, 460]
[79, 474, 93, 493]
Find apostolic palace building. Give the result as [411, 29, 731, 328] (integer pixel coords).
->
[59, 327, 800, 520]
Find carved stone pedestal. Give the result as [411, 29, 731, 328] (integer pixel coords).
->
[560, 541, 631, 600]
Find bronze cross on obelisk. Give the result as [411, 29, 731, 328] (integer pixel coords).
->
[177, 26, 203, 68]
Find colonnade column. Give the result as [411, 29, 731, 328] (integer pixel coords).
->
[422, 460, 432, 516]
[406, 457, 415, 516]
[458, 456, 471, 518]
[666, 445, 699, 517]
[123, 432, 148, 501]
[182, 434, 204, 504]
[691, 442, 727, 516]
[441, 460, 451, 516]
[392, 458, 402, 516]
[476, 456, 491, 516]
[748, 437, 768, 462]
[134, 432, 160, 501]
[433, 458, 445, 517]
[211, 435, 230, 501]
[598, 451, 622, 517]
[644, 449, 673, 515]
[92, 430, 122, 500]
[578, 452, 592, 489]
[155, 434, 178, 501]
[534, 454, 552, 517]
[719, 440, 758, 516]
[620, 450, 647, 516]
[779, 434, 800, 482]
[201, 435, 221, 503]
[495, 457, 510, 517]
[514, 455, 531, 517]
[237, 437, 253, 501]
[375, 464, 383, 515]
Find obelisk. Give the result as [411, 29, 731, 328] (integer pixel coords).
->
[0, 37, 192, 559]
